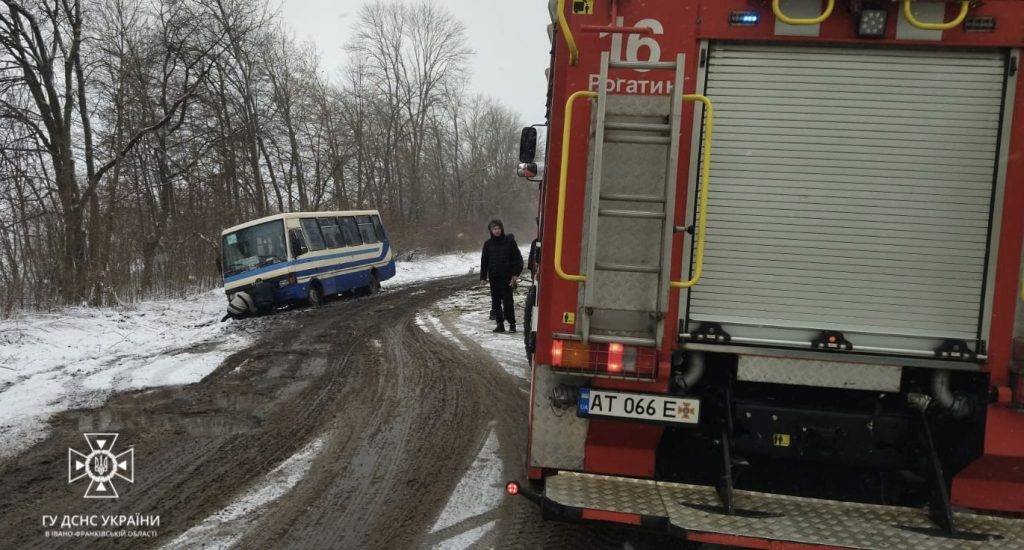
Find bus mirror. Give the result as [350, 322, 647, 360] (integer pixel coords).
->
[519, 127, 538, 163]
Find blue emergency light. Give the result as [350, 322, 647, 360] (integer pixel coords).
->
[729, 11, 760, 26]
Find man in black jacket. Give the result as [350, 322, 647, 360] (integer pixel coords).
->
[481, 219, 524, 333]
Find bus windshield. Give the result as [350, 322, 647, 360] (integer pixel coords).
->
[222, 220, 287, 278]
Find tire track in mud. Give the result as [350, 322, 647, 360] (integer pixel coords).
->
[419, 290, 681, 550]
[0, 277, 678, 549]
[0, 278, 469, 549]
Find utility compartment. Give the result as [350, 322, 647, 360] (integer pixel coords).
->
[683, 43, 1009, 359]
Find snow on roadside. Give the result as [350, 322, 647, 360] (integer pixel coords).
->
[0, 248, 516, 460]
[162, 436, 326, 550]
[383, 245, 529, 289]
[432, 286, 531, 381]
[0, 289, 248, 459]
[430, 424, 503, 549]
[383, 251, 480, 288]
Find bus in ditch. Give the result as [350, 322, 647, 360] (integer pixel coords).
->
[220, 210, 395, 316]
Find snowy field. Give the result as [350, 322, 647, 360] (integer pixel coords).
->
[0, 248, 521, 460]
[0, 290, 249, 458]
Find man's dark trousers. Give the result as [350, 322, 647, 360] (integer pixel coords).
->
[489, 276, 515, 325]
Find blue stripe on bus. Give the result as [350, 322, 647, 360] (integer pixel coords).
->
[224, 242, 390, 284]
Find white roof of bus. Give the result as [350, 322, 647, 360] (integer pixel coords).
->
[221, 210, 381, 236]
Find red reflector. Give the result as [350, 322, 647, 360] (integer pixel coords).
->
[607, 343, 624, 373]
[506, 481, 520, 496]
[551, 340, 564, 366]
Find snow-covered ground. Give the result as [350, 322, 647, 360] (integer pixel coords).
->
[383, 250, 482, 288]
[1, 248, 532, 548]
[0, 290, 249, 458]
[431, 286, 531, 381]
[383, 245, 528, 289]
[0, 248, 525, 460]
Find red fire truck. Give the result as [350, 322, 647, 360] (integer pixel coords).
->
[509, 0, 1024, 547]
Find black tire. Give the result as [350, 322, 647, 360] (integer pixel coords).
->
[524, 286, 537, 364]
[368, 271, 381, 295]
[358, 271, 381, 297]
[307, 282, 324, 308]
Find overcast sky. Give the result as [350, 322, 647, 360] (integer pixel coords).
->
[278, 0, 552, 123]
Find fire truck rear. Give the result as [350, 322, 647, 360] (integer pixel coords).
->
[509, 1, 1024, 547]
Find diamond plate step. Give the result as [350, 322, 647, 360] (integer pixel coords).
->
[545, 472, 1024, 549]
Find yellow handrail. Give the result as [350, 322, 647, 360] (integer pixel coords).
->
[671, 95, 714, 289]
[556, 0, 580, 66]
[902, 0, 970, 31]
[772, 0, 835, 25]
[554, 90, 597, 282]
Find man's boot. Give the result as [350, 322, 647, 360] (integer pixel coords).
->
[493, 322, 506, 333]
[509, 323, 517, 333]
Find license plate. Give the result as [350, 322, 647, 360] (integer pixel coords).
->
[577, 389, 700, 425]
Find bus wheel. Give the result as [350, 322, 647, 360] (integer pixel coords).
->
[367, 272, 381, 295]
[307, 282, 324, 308]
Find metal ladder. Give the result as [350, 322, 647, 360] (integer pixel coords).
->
[579, 52, 688, 348]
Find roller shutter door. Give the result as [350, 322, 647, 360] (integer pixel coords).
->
[686, 44, 1005, 355]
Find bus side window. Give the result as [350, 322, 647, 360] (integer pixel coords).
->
[356, 215, 379, 243]
[339, 217, 362, 246]
[300, 218, 327, 251]
[289, 228, 308, 258]
[372, 216, 387, 241]
[318, 217, 345, 249]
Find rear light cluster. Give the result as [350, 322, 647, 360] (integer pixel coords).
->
[550, 340, 657, 378]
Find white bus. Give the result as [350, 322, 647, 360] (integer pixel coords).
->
[220, 210, 395, 313]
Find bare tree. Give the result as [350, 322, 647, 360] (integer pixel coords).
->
[0, 0, 532, 313]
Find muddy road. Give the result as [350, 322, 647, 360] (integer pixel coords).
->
[0, 277, 677, 549]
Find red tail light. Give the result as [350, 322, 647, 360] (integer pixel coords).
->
[548, 340, 657, 378]
[551, 340, 564, 366]
[607, 343, 624, 373]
